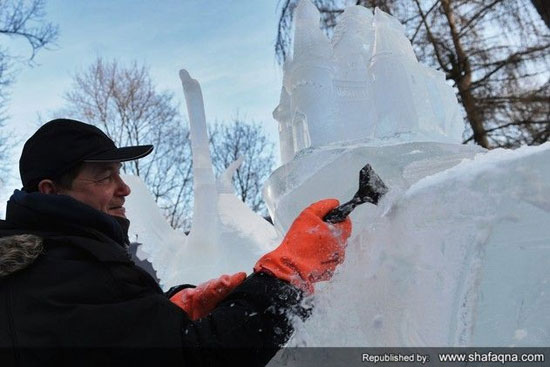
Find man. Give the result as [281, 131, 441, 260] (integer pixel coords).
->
[0, 119, 351, 366]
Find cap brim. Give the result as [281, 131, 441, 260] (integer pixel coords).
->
[83, 145, 153, 163]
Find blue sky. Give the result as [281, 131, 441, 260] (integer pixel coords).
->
[2, 0, 284, 210]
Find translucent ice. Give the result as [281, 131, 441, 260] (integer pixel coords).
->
[123, 70, 279, 289]
[124, 0, 549, 351]
[123, 174, 187, 285]
[265, 0, 550, 352]
[125, 170, 278, 289]
[179, 69, 219, 260]
[264, 141, 485, 235]
[274, 2, 464, 165]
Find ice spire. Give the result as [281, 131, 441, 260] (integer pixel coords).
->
[370, 8, 416, 60]
[330, 5, 376, 143]
[284, 0, 335, 151]
[179, 69, 219, 255]
[292, 0, 332, 60]
[125, 70, 279, 288]
[332, 5, 374, 81]
[272, 86, 294, 164]
[368, 8, 421, 136]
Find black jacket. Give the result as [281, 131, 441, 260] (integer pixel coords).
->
[0, 190, 306, 366]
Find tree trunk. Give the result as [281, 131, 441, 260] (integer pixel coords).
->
[441, 0, 489, 148]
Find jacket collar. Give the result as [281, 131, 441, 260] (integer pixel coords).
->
[4, 190, 130, 247]
[0, 234, 43, 277]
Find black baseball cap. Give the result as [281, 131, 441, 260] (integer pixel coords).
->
[20, 118, 153, 191]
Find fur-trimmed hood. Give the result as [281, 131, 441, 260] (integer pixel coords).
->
[0, 234, 43, 277]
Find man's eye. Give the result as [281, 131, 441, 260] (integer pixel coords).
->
[96, 175, 113, 183]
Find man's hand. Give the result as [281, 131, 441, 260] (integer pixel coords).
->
[170, 272, 247, 320]
[254, 199, 352, 294]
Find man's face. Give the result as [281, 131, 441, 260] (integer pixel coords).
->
[59, 162, 131, 218]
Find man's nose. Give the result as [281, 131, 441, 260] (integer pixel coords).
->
[116, 175, 131, 196]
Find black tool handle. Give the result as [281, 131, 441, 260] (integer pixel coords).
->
[323, 199, 359, 223]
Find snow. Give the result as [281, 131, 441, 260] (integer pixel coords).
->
[275, 143, 550, 350]
[123, 0, 549, 350]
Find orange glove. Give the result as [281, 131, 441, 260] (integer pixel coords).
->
[170, 272, 247, 320]
[254, 199, 352, 294]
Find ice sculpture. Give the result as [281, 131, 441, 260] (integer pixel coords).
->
[264, 0, 550, 351]
[124, 70, 278, 288]
[271, 145, 550, 351]
[274, 1, 463, 165]
[266, 0, 483, 235]
[123, 174, 187, 284]
[124, 0, 549, 351]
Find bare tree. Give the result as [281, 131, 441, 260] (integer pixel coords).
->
[63, 58, 193, 229]
[276, 0, 550, 148]
[210, 118, 275, 216]
[0, 0, 58, 181]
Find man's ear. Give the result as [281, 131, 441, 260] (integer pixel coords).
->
[37, 179, 58, 194]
